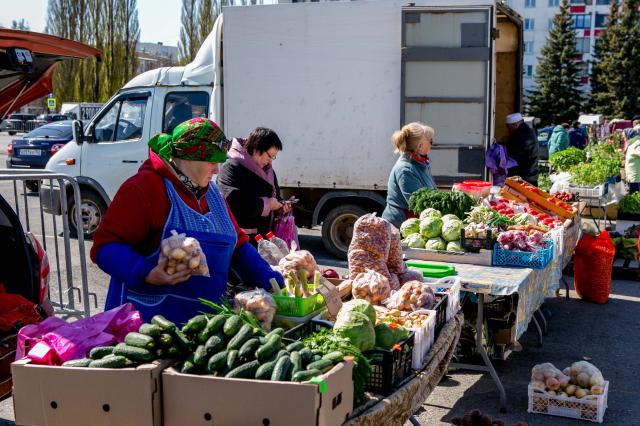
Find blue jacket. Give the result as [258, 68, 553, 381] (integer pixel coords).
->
[548, 125, 569, 158]
[568, 127, 587, 149]
[382, 154, 436, 228]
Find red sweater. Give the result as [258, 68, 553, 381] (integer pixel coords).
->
[90, 151, 249, 263]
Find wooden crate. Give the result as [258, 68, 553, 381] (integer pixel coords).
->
[503, 177, 576, 220]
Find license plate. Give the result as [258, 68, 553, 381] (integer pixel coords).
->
[20, 149, 42, 156]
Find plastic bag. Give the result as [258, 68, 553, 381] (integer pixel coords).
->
[348, 249, 392, 281]
[549, 172, 572, 194]
[398, 268, 424, 285]
[351, 269, 391, 305]
[574, 231, 615, 304]
[273, 212, 299, 251]
[16, 303, 142, 364]
[565, 361, 605, 389]
[387, 225, 407, 274]
[384, 281, 435, 311]
[278, 249, 318, 281]
[530, 362, 570, 392]
[234, 289, 277, 331]
[160, 229, 209, 276]
[349, 213, 391, 260]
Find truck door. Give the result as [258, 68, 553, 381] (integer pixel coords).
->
[401, 6, 493, 184]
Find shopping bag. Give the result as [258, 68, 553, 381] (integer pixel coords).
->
[273, 211, 299, 250]
[573, 231, 615, 304]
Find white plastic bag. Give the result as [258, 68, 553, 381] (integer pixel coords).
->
[351, 269, 390, 305]
[549, 172, 572, 194]
[234, 289, 277, 331]
[384, 280, 435, 311]
[159, 229, 209, 276]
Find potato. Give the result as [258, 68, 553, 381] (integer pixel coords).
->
[577, 372, 590, 388]
[161, 244, 172, 257]
[176, 263, 188, 272]
[189, 256, 201, 269]
[171, 248, 187, 260]
[168, 259, 177, 267]
[574, 388, 588, 398]
[166, 267, 176, 275]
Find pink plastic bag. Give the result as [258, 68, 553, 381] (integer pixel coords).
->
[16, 303, 142, 364]
[273, 212, 299, 250]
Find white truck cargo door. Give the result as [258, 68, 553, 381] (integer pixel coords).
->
[402, 6, 493, 184]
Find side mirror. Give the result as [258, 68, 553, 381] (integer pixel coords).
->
[72, 120, 84, 144]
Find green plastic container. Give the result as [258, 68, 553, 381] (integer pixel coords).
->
[405, 261, 456, 278]
[273, 285, 325, 317]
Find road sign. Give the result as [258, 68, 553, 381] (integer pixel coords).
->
[47, 97, 57, 109]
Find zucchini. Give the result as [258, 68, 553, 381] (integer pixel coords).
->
[299, 348, 313, 366]
[172, 329, 193, 352]
[322, 351, 345, 364]
[138, 323, 163, 337]
[307, 359, 334, 373]
[223, 315, 243, 337]
[89, 346, 115, 360]
[227, 349, 241, 370]
[204, 334, 225, 355]
[62, 358, 92, 367]
[124, 332, 156, 350]
[88, 355, 128, 369]
[181, 354, 197, 374]
[290, 351, 303, 375]
[256, 335, 281, 363]
[227, 324, 254, 350]
[292, 369, 321, 382]
[151, 315, 176, 333]
[285, 341, 305, 352]
[157, 333, 174, 348]
[207, 351, 228, 374]
[239, 338, 260, 360]
[113, 343, 154, 363]
[193, 345, 209, 366]
[264, 328, 284, 339]
[255, 360, 277, 380]
[182, 314, 208, 335]
[271, 355, 293, 382]
[226, 360, 260, 379]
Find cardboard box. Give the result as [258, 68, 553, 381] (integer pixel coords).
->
[12, 358, 171, 426]
[162, 360, 353, 426]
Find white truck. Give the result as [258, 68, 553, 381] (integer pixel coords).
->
[43, 0, 523, 258]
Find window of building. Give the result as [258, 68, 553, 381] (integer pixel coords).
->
[525, 65, 534, 77]
[525, 0, 536, 7]
[548, 19, 554, 29]
[572, 14, 591, 29]
[548, 0, 560, 6]
[596, 0, 610, 4]
[525, 18, 535, 30]
[570, 0, 584, 4]
[595, 13, 608, 27]
[575, 37, 591, 53]
[524, 41, 534, 54]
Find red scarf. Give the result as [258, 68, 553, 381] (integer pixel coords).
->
[410, 152, 429, 164]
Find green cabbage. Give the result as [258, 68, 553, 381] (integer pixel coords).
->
[441, 214, 460, 223]
[425, 237, 446, 251]
[404, 233, 425, 248]
[374, 323, 396, 349]
[334, 311, 375, 352]
[441, 219, 464, 242]
[513, 213, 538, 225]
[446, 240, 464, 252]
[337, 299, 376, 325]
[419, 208, 442, 220]
[420, 216, 443, 239]
[400, 218, 421, 239]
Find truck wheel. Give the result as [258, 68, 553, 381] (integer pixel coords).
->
[321, 204, 368, 260]
[67, 190, 107, 239]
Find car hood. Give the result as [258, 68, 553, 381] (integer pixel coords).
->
[0, 29, 101, 117]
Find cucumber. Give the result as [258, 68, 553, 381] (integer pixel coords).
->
[204, 334, 225, 355]
[271, 355, 293, 381]
[275, 349, 289, 362]
[311, 349, 323, 356]
[256, 334, 281, 363]
[166, 345, 181, 358]
[138, 323, 163, 337]
[226, 360, 260, 379]
[307, 359, 334, 373]
[157, 333, 174, 348]
[264, 328, 284, 339]
[156, 348, 165, 359]
[182, 314, 208, 335]
[193, 345, 209, 366]
[258, 337, 267, 345]
[88, 355, 128, 369]
[312, 354, 322, 362]
[124, 332, 156, 350]
[322, 351, 345, 364]
[285, 341, 305, 352]
[62, 358, 92, 367]
[89, 346, 115, 360]
[223, 315, 243, 337]
[239, 338, 260, 360]
[113, 343, 154, 363]
[227, 349, 241, 370]
[299, 348, 313, 366]
[255, 360, 277, 380]
[197, 317, 226, 344]
[290, 351, 303, 375]
[151, 315, 176, 333]
[181, 354, 197, 374]
[172, 329, 193, 352]
[206, 351, 228, 374]
[227, 324, 254, 350]
[292, 369, 322, 382]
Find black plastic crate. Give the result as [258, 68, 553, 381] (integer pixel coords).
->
[433, 293, 448, 339]
[460, 227, 495, 253]
[483, 294, 518, 322]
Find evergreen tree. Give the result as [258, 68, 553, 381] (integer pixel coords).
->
[608, 0, 640, 117]
[589, 0, 620, 116]
[527, 0, 582, 125]
[179, 0, 199, 64]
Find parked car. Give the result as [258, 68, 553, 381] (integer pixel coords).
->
[0, 114, 37, 135]
[6, 120, 76, 191]
[537, 126, 553, 160]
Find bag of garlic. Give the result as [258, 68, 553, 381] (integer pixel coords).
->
[159, 229, 210, 277]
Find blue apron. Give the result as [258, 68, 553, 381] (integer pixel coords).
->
[105, 178, 237, 326]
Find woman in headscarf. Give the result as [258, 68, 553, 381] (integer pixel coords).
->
[90, 118, 283, 325]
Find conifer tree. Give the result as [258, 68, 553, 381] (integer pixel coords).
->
[589, 0, 619, 116]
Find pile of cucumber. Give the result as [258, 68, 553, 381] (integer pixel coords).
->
[61, 315, 190, 368]
[178, 313, 345, 382]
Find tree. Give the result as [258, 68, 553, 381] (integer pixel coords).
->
[11, 19, 30, 30]
[527, 0, 582, 125]
[589, 0, 620, 116]
[608, 0, 640, 117]
[198, 0, 215, 46]
[179, 0, 199, 64]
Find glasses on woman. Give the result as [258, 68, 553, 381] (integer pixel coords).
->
[265, 151, 278, 161]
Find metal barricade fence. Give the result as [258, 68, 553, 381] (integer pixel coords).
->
[0, 170, 96, 319]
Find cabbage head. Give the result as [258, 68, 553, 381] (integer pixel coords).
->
[425, 237, 446, 251]
[419, 208, 442, 220]
[420, 216, 443, 239]
[441, 219, 464, 242]
[446, 240, 464, 252]
[441, 214, 460, 223]
[404, 233, 425, 249]
[337, 299, 376, 325]
[400, 218, 421, 239]
[374, 323, 397, 349]
[334, 311, 375, 352]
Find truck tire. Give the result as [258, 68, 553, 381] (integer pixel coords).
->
[68, 190, 107, 239]
[321, 204, 368, 260]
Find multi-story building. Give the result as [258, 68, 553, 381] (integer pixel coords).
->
[136, 42, 179, 74]
[506, 0, 612, 95]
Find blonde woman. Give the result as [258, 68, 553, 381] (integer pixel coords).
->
[382, 122, 436, 228]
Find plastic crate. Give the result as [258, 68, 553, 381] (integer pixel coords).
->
[403, 309, 436, 370]
[483, 294, 517, 321]
[424, 276, 462, 322]
[492, 239, 554, 269]
[272, 285, 325, 317]
[432, 294, 448, 338]
[557, 182, 608, 198]
[460, 228, 495, 253]
[528, 381, 609, 423]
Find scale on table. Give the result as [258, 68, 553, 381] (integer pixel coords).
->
[405, 260, 456, 278]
